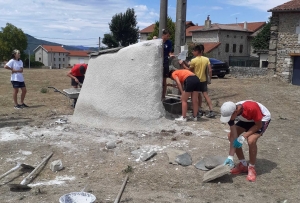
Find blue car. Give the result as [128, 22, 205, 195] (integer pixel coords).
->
[209, 58, 230, 78]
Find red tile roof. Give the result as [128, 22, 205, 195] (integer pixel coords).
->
[42, 45, 69, 53]
[268, 0, 300, 12]
[236, 22, 266, 32]
[186, 26, 203, 37]
[203, 42, 221, 53]
[140, 24, 155, 33]
[68, 50, 89, 57]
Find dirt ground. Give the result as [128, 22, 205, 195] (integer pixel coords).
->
[0, 68, 300, 203]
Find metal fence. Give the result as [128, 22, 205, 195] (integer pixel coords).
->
[229, 56, 260, 67]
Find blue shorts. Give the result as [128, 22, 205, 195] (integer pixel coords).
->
[236, 120, 271, 135]
[11, 81, 26, 88]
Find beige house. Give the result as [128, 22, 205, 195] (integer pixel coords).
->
[268, 0, 300, 85]
[34, 45, 89, 68]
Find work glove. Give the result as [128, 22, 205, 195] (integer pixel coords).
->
[233, 135, 246, 148]
[223, 158, 234, 168]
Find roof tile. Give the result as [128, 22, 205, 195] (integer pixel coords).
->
[268, 0, 300, 12]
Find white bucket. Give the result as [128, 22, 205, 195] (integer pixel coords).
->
[59, 192, 96, 203]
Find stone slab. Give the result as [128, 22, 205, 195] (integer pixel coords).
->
[72, 40, 173, 132]
[202, 165, 231, 183]
[204, 156, 227, 169]
[165, 149, 186, 165]
[140, 150, 157, 161]
[194, 159, 209, 171]
[175, 152, 192, 166]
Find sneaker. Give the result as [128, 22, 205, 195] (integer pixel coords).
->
[14, 105, 22, 109]
[21, 103, 29, 108]
[193, 116, 197, 121]
[206, 111, 215, 118]
[197, 110, 204, 118]
[231, 162, 248, 175]
[247, 166, 257, 182]
[175, 116, 187, 122]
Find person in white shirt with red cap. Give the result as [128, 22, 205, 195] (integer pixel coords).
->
[220, 100, 271, 182]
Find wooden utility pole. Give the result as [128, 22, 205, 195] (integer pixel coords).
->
[99, 37, 101, 51]
[159, 0, 168, 38]
[174, 0, 187, 55]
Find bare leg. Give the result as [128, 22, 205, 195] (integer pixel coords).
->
[20, 87, 27, 104]
[202, 91, 213, 111]
[13, 88, 19, 105]
[247, 133, 261, 165]
[198, 93, 202, 109]
[191, 91, 199, 117]
[228, 126, 246, 158]
[181, 91, 191, 118]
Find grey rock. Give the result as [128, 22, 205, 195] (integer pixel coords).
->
[204, 156, 227, 169]
[175, 152, 192, 166]
[50, 160, 63, 172]
[140, 150, 157, 161]
[106, 141, 116, 149]
[165, 149, 186, 165]
[195, 159, 209, 171]
[203, 165, 231, 183]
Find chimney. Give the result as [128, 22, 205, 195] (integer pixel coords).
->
[244, 21, 248, 30]
[205, 15, 211, 29]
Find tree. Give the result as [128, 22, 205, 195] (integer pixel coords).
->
[0, 23, 27, 61]
[102, 33, 119, 48]
[103, 8, 139, 47]
[251, 22, 271, 51]
[147, 17, 176, 47]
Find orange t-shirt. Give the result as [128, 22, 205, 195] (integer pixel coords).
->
[171, 69, 194, 83]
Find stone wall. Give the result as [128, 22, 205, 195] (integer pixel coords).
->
[229, 66, 268, 78]
[268, 12, 300, 82]
[192, 31, 219, 43]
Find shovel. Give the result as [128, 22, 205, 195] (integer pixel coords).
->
[0, 162, 34, 180]
[9, 152, 53, 191]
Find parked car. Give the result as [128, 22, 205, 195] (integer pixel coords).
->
[209, 58, 230, 78]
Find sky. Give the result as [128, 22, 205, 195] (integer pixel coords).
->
[0, 0, 290, 47]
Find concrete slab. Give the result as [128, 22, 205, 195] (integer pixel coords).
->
[202, 165, 231, 183]
[194, 159, 209, 171]
[165, 149, 186, 165]
[204, 156, 227, 169]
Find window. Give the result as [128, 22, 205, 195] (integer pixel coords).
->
[63, 58, 65, 61]
[239, 44, 243, 53]
[234, 35, 236, 38]
[241, 36, 243, 39]
[225, 44, 229, 52]
[39, 57, 41, 61]
[233, 44, 236, 53]
[227, 35, 229, 38]
[54, 58, 56, 61]
[59, 58, 61, 61]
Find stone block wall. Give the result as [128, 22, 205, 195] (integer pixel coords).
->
[268, 12, 300, 82]
[229, 66, 268, 78]
[192, 31, 219, 43]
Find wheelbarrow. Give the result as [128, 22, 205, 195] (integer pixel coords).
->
[48, 86, 81, 108]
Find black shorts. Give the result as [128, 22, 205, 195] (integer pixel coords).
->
[236, 120, 271, 135]
[163, 62, 169, 78]
[199, 81, 208, 92]
[11, 81, 25, 88]
[71, 76, 85, 86]
[183, 76, 201, 92]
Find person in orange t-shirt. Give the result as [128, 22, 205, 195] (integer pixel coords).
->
[67, 63, 88, 88]
[168, 69, 201, 122]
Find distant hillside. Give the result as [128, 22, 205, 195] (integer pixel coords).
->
[25, 34, 98, 53]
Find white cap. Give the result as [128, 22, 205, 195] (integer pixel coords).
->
[220, 101, 236, 123]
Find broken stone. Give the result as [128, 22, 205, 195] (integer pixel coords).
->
[50, 160, 63, 172]
[175, 152, 192, 166]
[203, 165, 231, 183]
[165, 149, 186, 165]
[106, 141, 116, 149]
[204, 156, 227, 169]
[194, 159, 209, 171]
[140, 150, 157, 161]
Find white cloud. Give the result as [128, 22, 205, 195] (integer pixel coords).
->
[212, 6, 223, 10]
[0, 0, 158, 46]
[224, 0, 290, 11]
[230, 12, 241, 16]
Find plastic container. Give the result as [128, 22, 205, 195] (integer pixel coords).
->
[59, 192, 96, 203]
